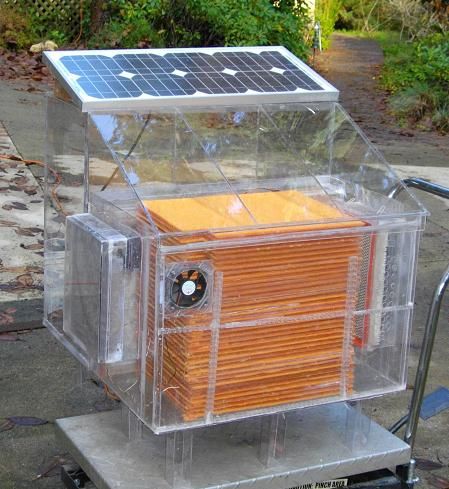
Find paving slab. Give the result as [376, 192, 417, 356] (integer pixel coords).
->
[0, 122, 44, 331]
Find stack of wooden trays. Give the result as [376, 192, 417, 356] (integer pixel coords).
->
[141, 190, 367, 421]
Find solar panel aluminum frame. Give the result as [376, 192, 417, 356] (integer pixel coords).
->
[43, 46, 339, 112]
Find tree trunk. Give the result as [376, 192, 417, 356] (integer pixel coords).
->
[90, 0, 105, 35]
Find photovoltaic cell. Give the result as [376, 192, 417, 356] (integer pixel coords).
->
[60, 51, 323, 98]
[44, 47, 338, 110]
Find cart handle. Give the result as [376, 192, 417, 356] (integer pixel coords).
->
[388, 177, 449, 200]
[388, 177, 449, 452]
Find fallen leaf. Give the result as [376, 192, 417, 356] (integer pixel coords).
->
[7, 416, 48, 426]
[15, 228, 37, 237]
[12, 175, 28, 186]
[20, 243, 43, 250]
[2, 201, 28, 211]
[16, 273, 34, 286]
[0, 418, 14, 432]
[26, 266, 43, 273]
[416, 458, 444, 471]
[0, 284, 16, 291]
[0, 219, 16, 226]
[11, 201, 28, 210]
[2, 265, 28, 273]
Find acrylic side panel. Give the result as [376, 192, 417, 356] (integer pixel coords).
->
[174, 106, 261, 182]
[259, 102, 334, 179]
[44, 96, 87, 355]
[176, 103, 336, 205]
[351, 228, 421, 396]
[84, 115, 162, 421]
[88, 110, 177, 187]
[327, 104, 425, 219]
[43, 97, 156, 423]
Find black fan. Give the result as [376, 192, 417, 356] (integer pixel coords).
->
[170, 269, 207, 308]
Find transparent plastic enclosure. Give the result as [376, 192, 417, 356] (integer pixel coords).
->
[44, 98, 427, 433]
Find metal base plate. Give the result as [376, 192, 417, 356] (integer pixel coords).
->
[56, 404, 411, 489]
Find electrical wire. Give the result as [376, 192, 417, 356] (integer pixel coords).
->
[100, 113, 152, 192]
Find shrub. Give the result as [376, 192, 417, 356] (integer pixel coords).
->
[432, 104, 449, 133]
[0, 5, 35, 49]
[389, 82, 434, 121]
[91, 0, 310, 58]
[381, 33, 449, 92]
[89, 17, 165, 49]
[380, 32, 449, 133]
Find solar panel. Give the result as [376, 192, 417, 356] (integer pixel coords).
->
[44, 46, 338, 112]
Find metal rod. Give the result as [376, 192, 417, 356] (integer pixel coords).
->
[406, 458, 418, 485]
[387, 177, 449, 445]
[389, 414, 408, 434]
[388, 177, 449, 200]
[404, 264, 449, 450]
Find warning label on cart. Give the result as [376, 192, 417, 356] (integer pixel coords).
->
[287, 479, 348, 489]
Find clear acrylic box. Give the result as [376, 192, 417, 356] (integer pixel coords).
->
[44, 96, 427, 434]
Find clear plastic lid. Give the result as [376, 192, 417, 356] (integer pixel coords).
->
[90, 102, 426, 240]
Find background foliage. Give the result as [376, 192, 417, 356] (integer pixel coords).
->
[379, 31, 449, 132]
[0, 0, 312, 57]
[0, 5, 34, 49]
[1, 0, 447, 132]
[315, 0, 343, 48]
[336, 0, 448, 40]
[0, 0, 80, 48]
[88, 0, 310, 58]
